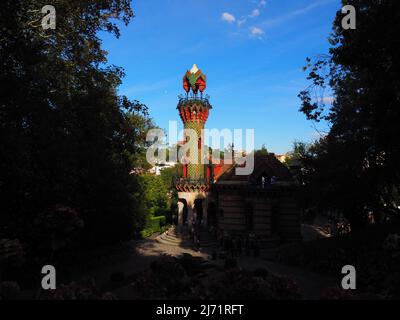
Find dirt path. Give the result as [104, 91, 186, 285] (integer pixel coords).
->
[77, 237, 209, 294]
[76, 236, 337, 300]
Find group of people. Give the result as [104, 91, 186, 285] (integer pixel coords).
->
[217, 231, 261, 258]
[187, 218, 201, 250]
[184, 219, 262, 257]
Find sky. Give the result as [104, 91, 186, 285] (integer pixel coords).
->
[100, 0, 342, 154]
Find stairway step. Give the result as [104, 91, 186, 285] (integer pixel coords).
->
[156, 237, 192, 247]
[160, 235, 182, 243]
[156, 227, 218, 248]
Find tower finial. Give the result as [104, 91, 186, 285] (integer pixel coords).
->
[190, 64, 199, 74]
[183, 65, 207, 94]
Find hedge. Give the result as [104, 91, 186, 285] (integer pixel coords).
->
[141, 215, 167, 238]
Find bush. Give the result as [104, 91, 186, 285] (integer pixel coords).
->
[320, 286, 358, 300]
[131, 254, 302, 300]
[32, 205, 84, 254]
[0, 281, 21, 300]
[131, 255, 189, 299]
[140, 215, 167, 238]
[39, 278, 116, 300]
[0, 239, 25, 282]
[275, 223, 400, 299]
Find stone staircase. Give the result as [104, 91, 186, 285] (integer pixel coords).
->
[156, 227, 191, 247]
[156, 227, 282, 260]
[156, 226, 217, 248]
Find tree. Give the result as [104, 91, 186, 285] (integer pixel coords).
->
[298, 0, 400, 228]
[284, 141, 308, 168]
[0, 0, 148, 250]
[127, 113, 158, 172]
[138, 173, 170, 217]
[255, 144, 269, 156]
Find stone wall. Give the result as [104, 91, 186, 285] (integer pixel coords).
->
[216, 188, 301, 245]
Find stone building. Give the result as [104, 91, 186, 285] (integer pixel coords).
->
[174, 65, 301, 246]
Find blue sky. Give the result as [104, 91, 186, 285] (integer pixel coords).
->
[100, 0, 341, 154]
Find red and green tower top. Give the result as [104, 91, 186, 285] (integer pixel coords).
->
[176, 65, 212, 192]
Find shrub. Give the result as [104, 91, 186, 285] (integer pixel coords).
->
[131, 255, 189, 299]
[320, 286, 358, 300]
[32, 205, 84, 254]
[0, 239, 25, 268]
[131, 254, 302, 300]
[0, 281, 21, 300]
[140, 215, 167, 238]
[275, 223, 400, 299]
[39, 278, 116, 300]
[0, 239, 25, 282]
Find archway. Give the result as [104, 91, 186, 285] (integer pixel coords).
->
[194, 199, 203, 225]
[178, 199, 188, 226]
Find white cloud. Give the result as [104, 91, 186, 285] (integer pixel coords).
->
[250, 27, 264, 38]
[250, 9, 260, 17]
[238, 19, 246, 27]
[259, 0, 267, 7]
[237, 8, 260, 27]
[221, 12, 236, 23]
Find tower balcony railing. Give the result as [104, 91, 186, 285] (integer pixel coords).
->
[177, 94, 212, 108]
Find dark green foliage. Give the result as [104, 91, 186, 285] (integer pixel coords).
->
[276, 223, 400, 298]
[138, 167, 178, 227]
[320, 287, 358, 300]
[298, 1, 400, 227]
[138, 174, 170, 216]
[39, 278, 116, 300]
[0, 0, 147, 255]
[0, 281, 21, 300]
[147, 215, 166, 231]
[254, 144, 269, 156]
[131, 254, 302, 300]
[132, 255, 189, 299]
[141, 215, 167, 238]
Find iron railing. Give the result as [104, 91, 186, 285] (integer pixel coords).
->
[177, 94, 212, 108]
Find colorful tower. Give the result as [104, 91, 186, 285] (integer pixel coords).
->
[178, 64, 212, 182]
[175, 64, 212, 226]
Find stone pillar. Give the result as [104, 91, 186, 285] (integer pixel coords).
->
[177, 201, 184, 226]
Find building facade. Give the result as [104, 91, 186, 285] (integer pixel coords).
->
[174, 65, 301, 246]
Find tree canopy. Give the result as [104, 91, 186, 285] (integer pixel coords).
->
[298, 0, 400, 227]
[0, 0, 149, 250]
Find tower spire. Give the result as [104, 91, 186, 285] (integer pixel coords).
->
[177, 65, 212, 182]
[190, 64, 199, 74]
